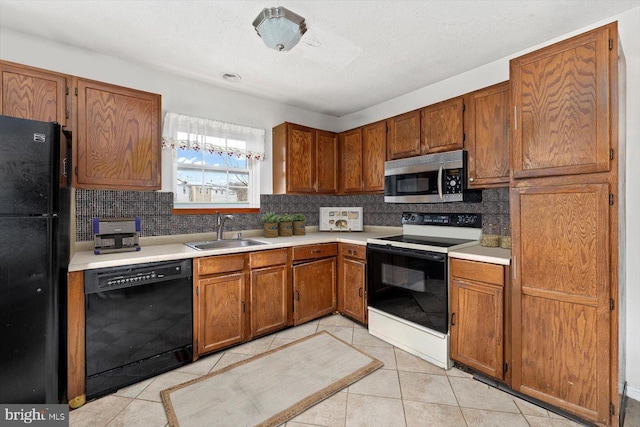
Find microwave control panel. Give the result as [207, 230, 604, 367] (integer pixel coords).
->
[443, 169, 462, 194]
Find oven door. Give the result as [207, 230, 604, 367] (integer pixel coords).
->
[366, 244, 448, 334]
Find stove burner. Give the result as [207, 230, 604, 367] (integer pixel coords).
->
[376, 234, 476, 248]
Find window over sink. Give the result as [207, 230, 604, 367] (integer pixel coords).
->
[162, 112, 265, 211]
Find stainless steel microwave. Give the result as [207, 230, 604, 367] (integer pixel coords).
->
[384, 150, 482, 203]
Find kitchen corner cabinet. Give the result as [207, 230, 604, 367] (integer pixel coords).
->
[0, 60, 69, 127]
[74, 78, 161, 190]
[194, 253, 248, 357]
[464, 82, 510, 188]
[272, 122, 338, 194]
[249, 249, 291, 339]
[421, 96, 464, 154]
[450, 258, 508, 381]
[340, 128, 363, 193]
[510, 24, 614, 179]
[337, 243, 367, 324]
[292, 244, 337, 325]
[387, 109, 421, 160]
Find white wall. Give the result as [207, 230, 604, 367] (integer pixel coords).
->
[336, 7, 640, 400]
[0, 28, 338, 194]
[2, 5, 639, 399]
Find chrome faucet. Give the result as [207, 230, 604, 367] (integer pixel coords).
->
[216, 213, 234, 240]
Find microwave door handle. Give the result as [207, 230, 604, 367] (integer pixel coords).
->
[437, 165, 444, 200]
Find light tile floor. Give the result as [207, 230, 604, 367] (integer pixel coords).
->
[70, 314, 638, 427]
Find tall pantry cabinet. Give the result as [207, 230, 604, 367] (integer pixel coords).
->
[509, 23, 618, 426]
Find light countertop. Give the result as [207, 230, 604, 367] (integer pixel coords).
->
[449, 244, 511, 265]
[69, 226, 401, 272]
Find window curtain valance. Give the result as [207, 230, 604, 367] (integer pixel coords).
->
[161, 112, 266, 160]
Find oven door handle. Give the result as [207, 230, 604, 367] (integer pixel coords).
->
[367, 244, 446, 262]
[437, 164, 444, 201]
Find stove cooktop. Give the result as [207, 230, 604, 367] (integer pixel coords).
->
[373, 234, 476, 248]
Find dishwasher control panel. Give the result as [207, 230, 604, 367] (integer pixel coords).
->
[84, 259, 193, 294]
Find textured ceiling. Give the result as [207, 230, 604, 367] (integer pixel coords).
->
[0, 1, 638, 117]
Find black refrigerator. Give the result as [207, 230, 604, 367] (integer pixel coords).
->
[0, 115, 70, 404]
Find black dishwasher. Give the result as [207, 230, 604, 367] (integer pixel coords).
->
[84, 259, 193, 400]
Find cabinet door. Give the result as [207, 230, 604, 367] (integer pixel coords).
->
[75, 78, 161, 190]
[386, 110, 421, 160]
[250, 265, 289, 338]
[339, 257, 366, 324]
[465, 82, 510, 188]
[286, 123, 316, 193]
[316, 130, 338, 194]
[362, 121, 386, 193]
[450, 278, 504, 380]
[510, 24, 615, 179]
[197, 272, 246, 355]
[341, 128, 363, 193]
[293, 257, 336, 325]
[421, 96, 464, 154]
[511, 182, 611, 423]
[0, 61, 68, 126]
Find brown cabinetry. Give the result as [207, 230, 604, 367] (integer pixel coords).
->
[450, 258, 507, 380]
[337, 243, 367, 324]
[339, 121, 386, 194]
[387, 109, 421, 160]
[194, 253, 248, 356]
[292, 244, 337, 325]
[340, 128, 363, 193]
[421, 96, 464, 154]
[0, 60, 69, 127]
[509, 22, 618, 426]
[249, 249, 291, 338]
[464, 82, 510, 188]
[74, 78, 161, 190]
[510, 25, 614, 179]
[272, 122, 338, 194]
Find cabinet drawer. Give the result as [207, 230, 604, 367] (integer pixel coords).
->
[450, 258, 504, 286]
[339, 243, 366, 260]
[250, 248, 288, 269]
[292, 243, 337, 261]
[197, 253, 246, 276]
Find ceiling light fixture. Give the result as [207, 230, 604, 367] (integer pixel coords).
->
[252, 6, 307, 52]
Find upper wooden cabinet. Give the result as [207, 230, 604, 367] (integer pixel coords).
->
[464, 82, 510, 188]
[340, 128, 363, 194]
[0, 60, 69, 127]
[74, 78, 161, 190]
[387, 109, 421, 160]
[339, 121, 386, 194]
[361, 120, 386, 193]
[510, 24, 615, 179]
[272, 122, 338, 194]
[421, 96, 464, 154]
[316, 130, 339, 194]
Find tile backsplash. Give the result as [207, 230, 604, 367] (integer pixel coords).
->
[75, 189, 510, 242]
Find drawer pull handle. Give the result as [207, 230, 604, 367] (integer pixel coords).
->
[311, 249, 321, 254]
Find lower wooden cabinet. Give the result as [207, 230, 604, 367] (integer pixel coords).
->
[292, 244, 337, 325]
[449, 258, 508, 381]
[194, 253, 248, 357]
[249, 249, 291, 338]
[338, 243, 367, 324]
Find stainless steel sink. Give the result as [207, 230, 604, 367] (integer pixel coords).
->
[184, 239, 270, 251]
